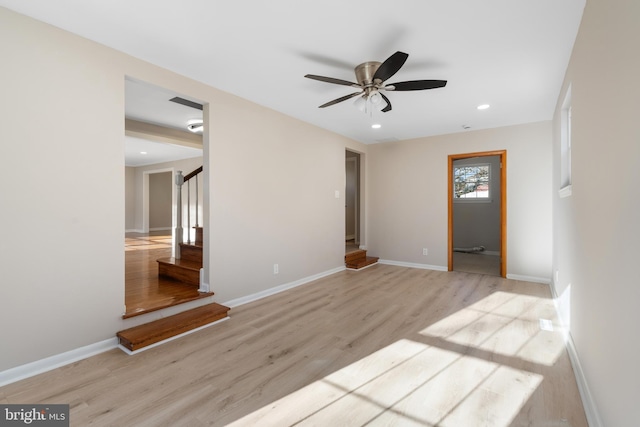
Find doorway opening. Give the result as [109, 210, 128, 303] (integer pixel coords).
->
[345, 150, 361, 255]
[448, 150, 506, 277]
[124, 77, 208, 317]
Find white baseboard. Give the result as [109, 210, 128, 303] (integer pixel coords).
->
[506, 274, 551, 285]
[378, 259, 448, 271]
[125, 228, 145, 233]
[149, 227, 172, 231]
[0, 338, 118, 387]
[563, 330, 603, 427]
[548, 281, 603, 427]
[223, 266, 346, 308]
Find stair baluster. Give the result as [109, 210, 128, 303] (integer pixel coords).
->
[175, 170, 184, 259]
[187, 179, 191, 244]
[195, 173, 199, 228]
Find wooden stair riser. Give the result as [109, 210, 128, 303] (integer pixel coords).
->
[179, 243, 203, 264]
[117, 303, 230, 351]
[158, 258, 200, 286]
[345, 249, 378, 270]
[345, 249, 367, 264]
[347, 256, 379, 269]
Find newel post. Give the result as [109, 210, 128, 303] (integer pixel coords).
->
[175, 170, 184, 259]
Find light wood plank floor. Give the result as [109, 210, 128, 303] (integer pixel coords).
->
[0, 265, 587, 426]
[125, 231, 211, 318]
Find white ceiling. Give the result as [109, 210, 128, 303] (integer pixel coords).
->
[124, 79, 203, 166]
[1, 0, 585, 145]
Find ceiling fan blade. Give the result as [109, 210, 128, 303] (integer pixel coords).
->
[387, 80, 447, 91]
[318, 91, 363, 108]
[373, 51, 409, 83]
[380, 93, 392, 112]
[305, 74, 360, 87]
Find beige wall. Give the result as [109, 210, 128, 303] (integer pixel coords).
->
[0, 7, 366, 371]
[148, 172, 172, 230]
[125, 167, 136, 230]
[129, 156, 203, 234]
[551, 0, 640, 425]
[367, 121, 552, 280]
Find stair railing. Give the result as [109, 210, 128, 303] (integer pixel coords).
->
[174, 166, 203, 259]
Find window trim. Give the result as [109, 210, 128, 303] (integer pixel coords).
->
[560, 85, 572, 194]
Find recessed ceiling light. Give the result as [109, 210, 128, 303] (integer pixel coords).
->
[140, 151, 147, 155]
[477, 104, 490, 110]
[371, 123, 381, 129]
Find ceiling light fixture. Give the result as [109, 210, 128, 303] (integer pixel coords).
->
[140, 151, 147, 154]
[372, 124, 381, 129]
[477, 104, 490, 110]
[187, 119, 204, 133]
[353, 89, 387, 114]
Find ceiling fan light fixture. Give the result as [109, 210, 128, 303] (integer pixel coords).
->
[187, 119, 203, 133]
[369, 91, 382, 105]
[354, 95, 367, 112]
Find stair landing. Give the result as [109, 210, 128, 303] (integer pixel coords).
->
[117, 303, 230, 352]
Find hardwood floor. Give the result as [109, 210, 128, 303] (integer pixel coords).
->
[0, 265, 587, 426]
[124, 231, 212, 318]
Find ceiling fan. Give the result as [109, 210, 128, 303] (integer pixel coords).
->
[304, 51, 447, 113]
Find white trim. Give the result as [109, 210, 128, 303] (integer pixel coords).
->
[559, 185, 573, 198]
[222, 266, 346, 308]
[346, 261, 378, 271]
[125, 228, 145, 233]
[117, 317, 229, 356]
[563, 335, 603, 427]
[149, 227, 172, 231]
[0, 338, 118, 387]
[379, 259, 448, 271]
[548, 281, 603, 427]
[505, 274, 551, 284]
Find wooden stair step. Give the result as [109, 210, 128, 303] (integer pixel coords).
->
[157, 257, 201, 286]
[179, 243, 203, 263]
[347, 256, 379, 270]
[117, 303, 230, 352]
[345, 249, 367, 264]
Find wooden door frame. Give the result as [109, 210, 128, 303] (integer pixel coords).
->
[448, 150, 507, 277]
[345, 156, 359, 243]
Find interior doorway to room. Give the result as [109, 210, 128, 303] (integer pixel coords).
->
[345, 150, 361, 254]
[448, 150, 506, 277]
[124, 77, 207, 317]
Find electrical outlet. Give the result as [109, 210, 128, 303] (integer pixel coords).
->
[273, 264, 279, 274]
[422, 248, 428, 256]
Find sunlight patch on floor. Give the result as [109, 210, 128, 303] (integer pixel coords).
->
[420, 291, 565, 367]
[227, 337, 543, 426]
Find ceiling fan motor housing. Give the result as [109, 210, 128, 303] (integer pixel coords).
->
[355, 61, 381, 87]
